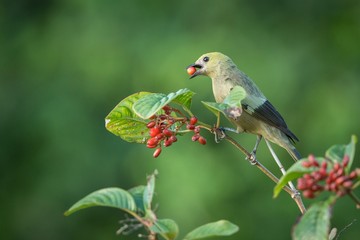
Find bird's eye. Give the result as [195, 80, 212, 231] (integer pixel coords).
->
[203, 56, 209, 62]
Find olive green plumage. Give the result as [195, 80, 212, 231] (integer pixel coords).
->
[188, 52, 301, 161]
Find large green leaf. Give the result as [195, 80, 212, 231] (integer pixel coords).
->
[292, 197, 334, 240]
[325, 135, 357, 172]
[183, 220, 239, 240]
[64, 188, 137, 216]
[273, 158, 325, 198]
[133, 88, 195, 119]
[150, 219, 179, 240]
[128, 185, 146, 213]
[105, 92, 150, 143]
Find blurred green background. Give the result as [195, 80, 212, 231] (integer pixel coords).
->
[1, 0, 360, 239]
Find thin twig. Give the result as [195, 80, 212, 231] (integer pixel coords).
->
[348, 191, 360, 209]
[214, 129, 306, 214]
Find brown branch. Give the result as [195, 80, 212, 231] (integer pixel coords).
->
[212, 128, 306, 214]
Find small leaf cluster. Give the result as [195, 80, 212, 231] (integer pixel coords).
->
[106, 89, 211, 158]
[274, 135, 359, 200]
[105, 87, 247, 159]
[65, 171, 239, 240]
[273, 135, 360, 240]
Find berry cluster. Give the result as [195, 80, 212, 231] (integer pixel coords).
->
[297, 154, 358, 198]
[187, 116, 207, 145]
[145, 105, 206, 158]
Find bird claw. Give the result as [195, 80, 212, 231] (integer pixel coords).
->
[246, 151, 257, 165]
[212, 126, 227, 143]
[214, 127, 226, 143]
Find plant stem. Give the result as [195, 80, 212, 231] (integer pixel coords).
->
[214, 129, 306, 214]
[348, 191, 360, 209]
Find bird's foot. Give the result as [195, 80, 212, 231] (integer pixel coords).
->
[212, 126, 226, 143]
[246, 151, 257, 165]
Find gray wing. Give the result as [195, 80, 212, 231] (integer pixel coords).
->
[243, 100, 299, 143]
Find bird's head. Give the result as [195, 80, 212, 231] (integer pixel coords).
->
[187, 52, 233, 79]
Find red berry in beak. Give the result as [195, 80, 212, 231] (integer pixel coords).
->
[187, 66, 196, 75]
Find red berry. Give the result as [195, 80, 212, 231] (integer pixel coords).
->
[335, 176, 346, 185]
[311, 171, 322, 181]
[303, 174, 311, 180]
[156, 133, 165, 141]
[149, 127, 161, 137]
[349, 171, 357, 179]
[187, 124, 195, 130]
[153, 148, 162, 158]
[162, 105, 171, 111]
[301, 161, 311, 168]
[162, 105, 172, 115]
[163, 129, 173, 137]
[147, 137, 159, 148]
[321, 161, 327, 169]
[190, 116, 198, 125]
[146, 121, 156, 129]
[198, 136, 207, 145]
[187, 66, 196, 75]
[334, 163, 341, 171]
[329, 182, 338, 192]
[311, 184, 323, 192]
[308, 154, 318, 167]
[164, 139, 172, 147]
[319, 168, 328, 179]
[194, 126, 201, 134]
[297, 179, 308, 190]
[343, 180, 353, 189]
[303, 190, 315, 199]
[306, 178, 315, 187]
[336, 168, 344, 177]
[327, 171, 336, 184]
[169, 135, 177, 142]
[192, 134, 200, 142]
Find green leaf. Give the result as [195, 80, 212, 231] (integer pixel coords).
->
[133, 88, 195, 119]
[183, 220, 239, 240]
[150, 219, 179, 240]
[172, 89, 195, 114]
[105, 92, 150, 143]
[326, 135, 357, 172]
[222, 86, 246, 106]
[273, 158, 325, 198]
[128, 185, 146, 213]
[292, 197, 334, 240]
[345, 135, 357, 171]
[144, 171, 156, 208]
[326, 135, 357, 162]
[64, 188, 137, 216]
[201, 86, 246, 119]
[201, 101, 228, 116]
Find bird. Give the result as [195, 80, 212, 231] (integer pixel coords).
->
[187, 52, 301, 161]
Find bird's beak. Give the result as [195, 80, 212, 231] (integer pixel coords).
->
[187, 63, 203, 79]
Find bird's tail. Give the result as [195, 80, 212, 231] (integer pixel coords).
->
[287, 146, 302, 161]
